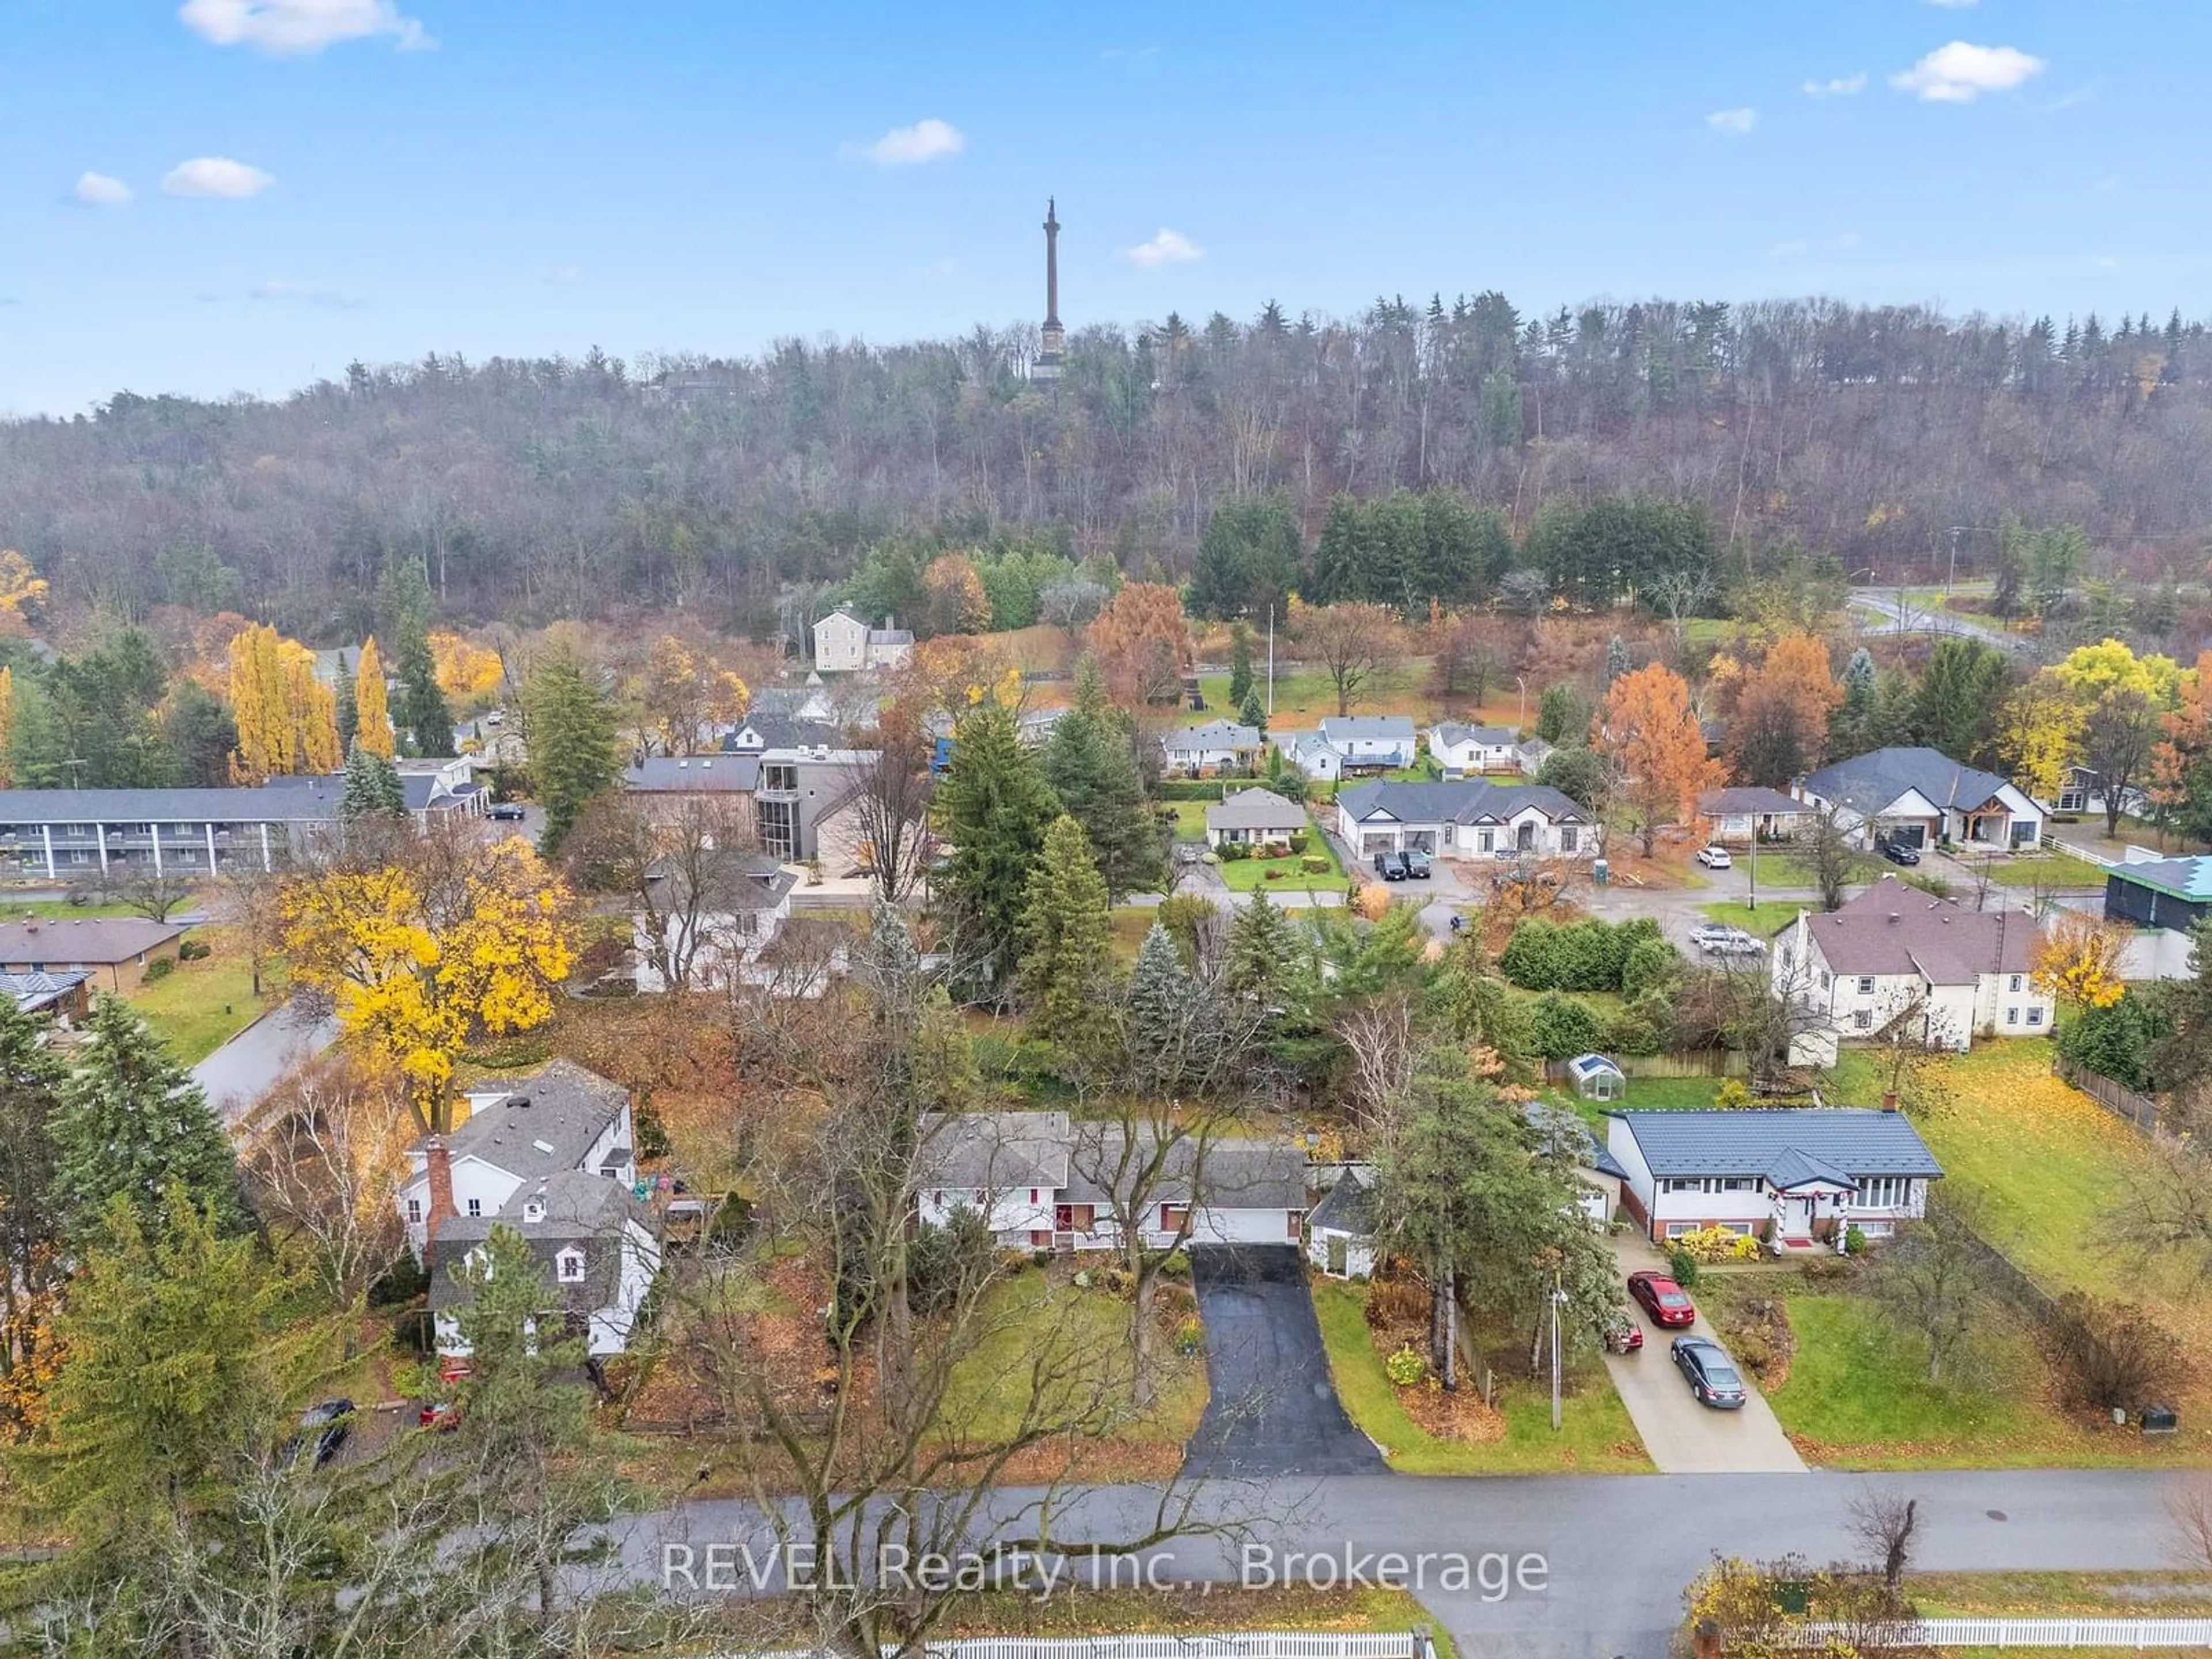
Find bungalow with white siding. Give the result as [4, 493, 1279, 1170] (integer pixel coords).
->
[1316, 715, 1417, 772]
[918, 1111, 1308, 1252]
[1161, 720, 1263, 777]
[1429, 722, 1523, 777]
[1205, 787, 1307, 849]
[1306, 1168, 1378, 1280]
[1278, 731, 1344, 782]
[1605, 1107, 1942, 1249]
[1335, 779, 1594, 861]
[1699, 786, 1811, 846]
[1794, 747, 2045, 854]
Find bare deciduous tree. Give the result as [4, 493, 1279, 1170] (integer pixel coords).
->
[1287, 601, 1403, 716]
[567, 792, 763, 993]
[241, 1054, 413, 1310]
[1846, 1488, 1921, 1595]
[117, 865, 194, 924]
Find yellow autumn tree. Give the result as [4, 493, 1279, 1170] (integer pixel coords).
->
[354, 637, 395, 759]
[229, 624, 340, 782]
[634, 634, 750, 754]
[1998, 671, 2088, 804]
[2033, 911, 2130, 1010]
[0, 551, 48, 638]
[427, 630, 505, 707]
[281, 834, 578, 1134]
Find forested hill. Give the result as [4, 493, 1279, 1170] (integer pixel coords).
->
[5, 296, 2211, 636]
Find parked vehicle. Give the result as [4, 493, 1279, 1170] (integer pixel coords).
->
[1403, 850, 1432, 879]
[1878, 835, 1922, 866]
[1375, 851, 1408, 881]
[1627, 1270, 1697, 1328]
[488, 802, 527, 822]
[283, 1398, 355, 1467]
[1600, 1308, 1643, 1354]
[1695, 844, 1733, 870]
[1671, 1335, 1748, 1409]
[1448, 914, 1466, 935]
[1690, 924, 1763, 957]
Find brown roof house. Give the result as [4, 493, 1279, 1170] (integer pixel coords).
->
[0, 917, 187, 991]
[1768, 874, 2051, 1066]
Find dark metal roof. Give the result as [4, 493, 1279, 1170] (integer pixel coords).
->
[1700, 786, 1808, 816]
[1337, 778, 1586, 825]
[2107, 855, 2212, 903]
[1801, 746, 2021, 820]
[622, 755, 759, 793]
[1607, 1108, 1944, 1180]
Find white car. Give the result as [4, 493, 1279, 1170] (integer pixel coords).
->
[1690, 923, 1763, 957]
[1695, 844, 1733, 870]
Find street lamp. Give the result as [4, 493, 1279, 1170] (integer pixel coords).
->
[1550, 1276, 1569, 1431]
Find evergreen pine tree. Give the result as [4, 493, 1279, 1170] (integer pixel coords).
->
[1238, 684, 1268, 741]
[395, 632, 454, 758]
[334, 649, 359, 752]
[1227, 624, 1255, 707]
[1221, 891, 1302, 1016]
[1123, 919, 1218, 1093]
[1017, 815, 1116, 1062]
[523, 639, 622, 857]
[938, 696, 1061, 991]
[1535, 683, 1588, 745]
[1040, 704, 1164, 901]
[341, 740, 407, 819]
[50, 997, 242, 1239]
[1833, 647, 1877, 754]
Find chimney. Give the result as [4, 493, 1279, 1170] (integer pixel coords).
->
[1881, 1090, 1900, 1113]
[1888, 912, 1900, 925]
[425, 1137, 459, 1242]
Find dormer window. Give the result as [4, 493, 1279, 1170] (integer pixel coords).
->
[556, 1248, 586, 1283]
[522, 1197, 546, 1223]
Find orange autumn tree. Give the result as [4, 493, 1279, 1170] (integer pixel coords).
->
[2150, 651, 2212, 834]
[1086, 581, 1188, 706]
[0, 551, 48, 639]
[1603, 662, 1722, 855]
[633, 634, 750, 755]
[353, 637, 395, 759]
[228, 623, 341, 783]
[921, 554, 991, 637]
[1726, 632, 1841, 787]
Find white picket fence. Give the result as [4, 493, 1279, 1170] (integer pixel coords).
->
[1801, 1616, 2212, 1649]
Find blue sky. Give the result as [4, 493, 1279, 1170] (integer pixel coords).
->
[1, 0, 2200, 416]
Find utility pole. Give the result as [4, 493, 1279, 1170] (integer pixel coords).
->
[1549, 1274, 1567, 1431]
[1266, 605, 1275, 718]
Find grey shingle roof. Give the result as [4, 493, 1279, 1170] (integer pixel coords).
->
[1700, 786, 1808, 816]
[1608, 1108, 1944, 1180]
[1801, 747, 2020, 820]
[1168, 721, 1262, 752]
[622, 755, 759, 793]
[0, 784, 348, 823]
[1433, 722, 1517, 748]
[644, 851, 796, 912]
[427, 1170, 652, 1314]
[1802, 874, 2040, 980]
[1338, 779, 1586, 825]
[0, 917, 186, 965]
[1308, 1167, 1377, 1235]
[1063, 1126, 1306, 1210]
[445, 1060, 630, 1182]
[922, 1112, 1072, 1192]
[1206, 787, 1306, 832]
[1319, 715, 1416, 743]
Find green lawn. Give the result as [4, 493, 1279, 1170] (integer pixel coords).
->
[1164, 801, 1211, 842]
[1732, 850, 1865, 891]
[122, 949, 277, 1065]
[1696, 900, 1797, 935]
[1310, 1278, 1649, 1475]
[0, 898, 145, 920]
[1183, 666, 1433, 726]
[946, 1271, 1207, 1449]
[1215, 827, 1342, 893]
[1966, 849, 2108, 889]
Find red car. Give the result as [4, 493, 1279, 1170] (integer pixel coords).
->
[1627, 1270, 1697, 1328]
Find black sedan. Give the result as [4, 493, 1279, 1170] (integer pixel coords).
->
[285, 1398, 356, 1467]
[1671, 1336, 1748, 1410]
[1879, 836, 1922, 866]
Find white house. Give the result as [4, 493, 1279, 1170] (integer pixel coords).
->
[631, 852, 801, 994]
[1606, 1108, 1942, 1248]
[1335, 779, 1594, 861]
[1205, 787, 1307, 849]
[919, 1112, 1307, 1252]
[398, 1061, 660, 1358]
[1278, 731, 1345, 782]
[1306, 1167, 1378, 1280]
[1429, 722, 1522, 777]
[812, 607, 913, 674]
[1316, 715, 1417, 772]
[1794, 747, 2045, 854]
[1699, 787, 1811, 847]
[1770, 875, 2053, 1065]
[1161, 720, 1263, 776]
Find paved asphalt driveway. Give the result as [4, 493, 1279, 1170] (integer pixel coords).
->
[1184, 1246, 1384, 1478]
[1603, 1239, 1806, 1475]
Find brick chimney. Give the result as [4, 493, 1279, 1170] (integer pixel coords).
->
[424, 1137, 459, 1242]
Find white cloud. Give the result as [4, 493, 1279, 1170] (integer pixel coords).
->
[179, 0, 430, 55]
[1120, 228, 1204, 267]
[855, 118, 965, 166]
[1890, 41, 2046, 103]
[1705, 107, 1758, 137]
[73, 171, 133, 206]
[251, 277, 359, 306]
[162, 157, 276, 198]
[1801, 73, 1868, 97]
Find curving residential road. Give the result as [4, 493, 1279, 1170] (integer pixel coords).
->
[193, 998, 342, 1125]
[615, 1467, 2181, 1659]
[1848, 588, 2032, 658]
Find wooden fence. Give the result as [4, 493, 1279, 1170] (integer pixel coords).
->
[1800, 1615, 2212, 1648]
[2054, 1058, 2160, 1134]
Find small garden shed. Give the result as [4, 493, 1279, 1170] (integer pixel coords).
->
[1566, 1052, 1626, 1102]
